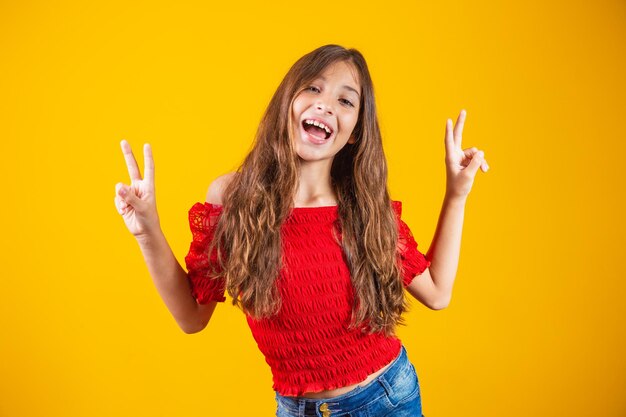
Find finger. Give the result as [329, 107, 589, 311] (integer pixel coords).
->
[115, 183, 127, 208]
[116, 182, 128, 203]
[114, 195, 127, 215]
[117, 183, 142, 211]
[115, 183, 129, 205]
[457, 147, 478, 168]
[114, 183, 129, 211]
[143, 143, 155, 185]
[453, 109, 466, 149]
[117, 196, 127, 210]
[115, 184, 127, 205]
[444, 118, 454, 154]
[466, 150, 489, 172]
[465, 150, 484, 177]
[121, 139, 142, 182]
[463, 147, 478, 158]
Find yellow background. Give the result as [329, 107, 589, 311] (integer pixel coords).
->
[1, 1, 624, 416]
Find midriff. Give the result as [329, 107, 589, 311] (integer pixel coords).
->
[297, 356, 396, 399]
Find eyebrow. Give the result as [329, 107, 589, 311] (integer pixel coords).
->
[317, 76, 361, 97]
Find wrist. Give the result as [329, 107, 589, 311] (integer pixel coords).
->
[443, 192, 468, 206]
[135, 228, 165, 247]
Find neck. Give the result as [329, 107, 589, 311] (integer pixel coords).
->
[294, 159, 337, 207]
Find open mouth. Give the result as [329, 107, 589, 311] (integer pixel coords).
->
[301, 119, 334, 140]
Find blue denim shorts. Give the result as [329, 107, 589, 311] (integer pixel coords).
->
[274, 345, 424, 417]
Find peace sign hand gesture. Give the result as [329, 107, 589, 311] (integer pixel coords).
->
[114, 140, 161, 239]
[444, 110, 489, 200]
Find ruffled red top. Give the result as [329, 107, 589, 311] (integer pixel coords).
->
[184, 200, 431, 396]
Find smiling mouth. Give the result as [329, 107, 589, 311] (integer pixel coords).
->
[301, 120, 333, 140]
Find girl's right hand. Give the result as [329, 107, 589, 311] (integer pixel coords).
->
[115, 140, 161, 239]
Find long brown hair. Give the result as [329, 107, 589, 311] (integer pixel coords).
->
[208, 44, 408, 336]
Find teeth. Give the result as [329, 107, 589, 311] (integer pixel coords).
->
[304, 119, 332, 135]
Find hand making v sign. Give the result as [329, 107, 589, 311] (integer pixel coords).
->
[115, 140, 161, 239]
[444, 110, 489, 199]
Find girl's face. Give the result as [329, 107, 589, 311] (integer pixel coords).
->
[290, 60, 361, 163]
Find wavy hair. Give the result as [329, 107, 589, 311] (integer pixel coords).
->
[208, 44, 409, 336]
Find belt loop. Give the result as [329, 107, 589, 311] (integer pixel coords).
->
[377, 373, 393, 398]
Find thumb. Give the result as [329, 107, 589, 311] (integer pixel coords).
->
[465, 150, 484, 177]
[118, 184, 142, 210]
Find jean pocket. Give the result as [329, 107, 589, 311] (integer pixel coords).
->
[382, 363, 421, 409]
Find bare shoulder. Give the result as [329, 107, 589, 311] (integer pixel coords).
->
[206, 171, 239, 205]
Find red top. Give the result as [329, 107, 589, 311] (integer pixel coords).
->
[184, 200, 431, 396]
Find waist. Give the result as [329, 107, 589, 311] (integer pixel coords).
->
[279, 343, 403, 399]
[299, 356, 396, 399]
[275, 345, 413, 414]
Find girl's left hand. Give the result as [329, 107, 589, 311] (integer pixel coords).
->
[444, 109, 489, 199]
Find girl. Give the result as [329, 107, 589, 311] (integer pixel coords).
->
[114, 44, 489, 417]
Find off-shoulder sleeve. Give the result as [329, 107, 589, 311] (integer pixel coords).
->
[392, 201, 432, 287]
[184, 202, 227, 303]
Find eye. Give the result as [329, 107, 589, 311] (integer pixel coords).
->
[340, 98, 355, 108]
[306, 86, 320, 93]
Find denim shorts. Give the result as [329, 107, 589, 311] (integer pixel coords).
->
[274, 345, 424, 417]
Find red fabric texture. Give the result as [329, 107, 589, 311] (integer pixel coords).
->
[184, 200, 430, 396]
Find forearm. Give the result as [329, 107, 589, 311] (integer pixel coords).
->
[136, 230, 200, 333]
[426, 193, 467, 305]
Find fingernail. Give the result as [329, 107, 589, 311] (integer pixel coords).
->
[120, 188, 127, 196]
[478, 151, 484, 158]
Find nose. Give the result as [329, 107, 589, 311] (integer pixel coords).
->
[315, 99, 334, 115]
